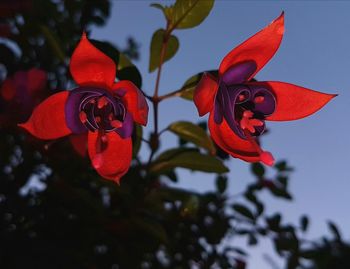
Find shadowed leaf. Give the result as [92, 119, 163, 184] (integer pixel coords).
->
[151, 148, 228, 173]
[168, 121, 216, 154]
[149, 29, 179, 72]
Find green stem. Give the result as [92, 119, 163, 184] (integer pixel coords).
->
[147, 23, 171, 166]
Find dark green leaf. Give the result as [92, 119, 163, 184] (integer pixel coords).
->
[132, 123, 142, 158]
[248, 234, 258, 246]
[300, 215, 309, 232]
[150, 148, 229, 174]
[179, 70, 218, 100]
[132, 217, 168, 244]
[275, 160, 294, 172]
[216, 175, 228, 194]
[266, 214, 281, 232]
[168, 121, 216, 154]
[180, 195, 199, 217]
[91, 40, 142, 87]
[328, 221, 342, 241]
[251, 162, 265, 178]
[232, 204, 255, 221]
[172, 0, 214, 29]
[245, 191, 264, 216]
[268, 184, 293, 200]
[149, 29, 179, 72]
[39, 25, 65, 62]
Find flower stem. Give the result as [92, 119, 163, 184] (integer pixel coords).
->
[147, 23, 171, 166]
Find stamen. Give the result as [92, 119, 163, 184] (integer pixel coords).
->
[243, 129, 275, 166]
[111, 120, 122, 128]
[101, 134, 108, 143]
[254, 96, 265, 104]
[238, 94, 246, 102]
[79, 111, 87, 123]
[97, 96, 108, 109]
[240, 110, 263, 133]
[95, 116, 101, 123]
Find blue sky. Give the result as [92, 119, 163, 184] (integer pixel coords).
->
[92, 1, 350, 268]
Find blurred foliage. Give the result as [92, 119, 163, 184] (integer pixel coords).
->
[0, 0, 348, 269]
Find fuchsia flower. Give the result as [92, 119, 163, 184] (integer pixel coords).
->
[194, 13, 336, 166]
[20, 33, 149, 183]
[0, 68, 47, 125]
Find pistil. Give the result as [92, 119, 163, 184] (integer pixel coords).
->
[243, 128, 274, 166]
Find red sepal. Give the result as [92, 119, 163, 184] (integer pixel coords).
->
[19, 91, 71, 139]
[70, 133, 88, 157]
[247, 81, 337, 121]
[70, 33, 116, 89]
[193, 72, 219, 116]
[219, 12, 284, 80]
[88, 131, 132, 184]
[113, 81, 149, 126]
[208, 112, 261, 163]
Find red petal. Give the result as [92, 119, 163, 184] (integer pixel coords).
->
[70, 133, 88, 157]
[88, 131, 132, 183]
[0, 78, 15, 101]
[113, 81, 149, 126]
[19, 91, 71, 139]
[219, 12, 284, 79]
[248, 81, 337, 121]
[208, 112, 260, 162]
[69, 33, 116, 89]
[194, 72, 219, 116]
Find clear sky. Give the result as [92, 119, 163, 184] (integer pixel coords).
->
[93, 1, 350, 268]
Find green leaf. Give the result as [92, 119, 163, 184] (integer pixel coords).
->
[232, 204, 255, 221]
[91, 40, 142, 87]
[168, 121, 216, 154]
[179, 70, 218, 100]
[150, 3, 173, 21]
[150, 148, 229, 174]
[149, 29, 179, 72]
[172, 0, 214, 29]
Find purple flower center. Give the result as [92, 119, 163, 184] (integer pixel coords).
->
[214, 62, 276, 140]
[65, 87, 134, 138]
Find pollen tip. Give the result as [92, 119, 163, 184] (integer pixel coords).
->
[92, 153, 103, 169]
[111, 120, 122, 129]
[260, 151, 275, 166]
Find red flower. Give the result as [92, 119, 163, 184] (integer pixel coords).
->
[19, 33, 149, 183]
[0, 68, 47, 126]
[194, 13, 336, 166]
